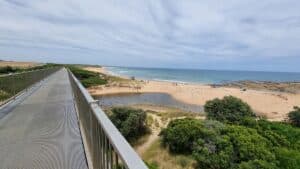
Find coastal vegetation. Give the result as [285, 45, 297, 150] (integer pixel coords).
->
[67, 66, 107, 87]
[160, 96, 300, 169]
[0, 63, 60, 102]
[70, 65, 300, 169]
[0, 63, 59, 75]
[204, 96, 255, 124]
[288, 106, 300, 127]
[0, 66, 18, 74]
[102, 97, 300, 169]
[109, 107, 150, 143]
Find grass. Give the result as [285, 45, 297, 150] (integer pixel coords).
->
[0, 63, 60, 75]
[132, 133, 151, 147]
[0, 67, 60, 102]
[146, 114, 155, 127]
[67, 66, 108, 88]
[0, 90, 10, 101]
[149, 107, 203, 124]
[143, 139, 196, 169]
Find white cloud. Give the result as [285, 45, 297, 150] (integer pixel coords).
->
[0, 0, 300, 71]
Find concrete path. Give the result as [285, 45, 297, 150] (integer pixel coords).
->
[0, 69, 88, 169]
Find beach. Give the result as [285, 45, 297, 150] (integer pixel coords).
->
[85, 67, 300, 121]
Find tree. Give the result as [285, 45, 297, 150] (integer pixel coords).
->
[204, 96, 255, 124]
[288, 106, 300, 127]
[110, 107, 149, 142]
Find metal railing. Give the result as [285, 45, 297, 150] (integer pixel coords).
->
[0, 67, 61, 102]
[68, 70, 148, 169]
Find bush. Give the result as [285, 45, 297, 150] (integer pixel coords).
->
[256, 119, 300, 150]
[237, 160, 278, 169]
[192, 125, 275, 169]
[275, 148, 300, 169]
[204, 96, 255, 124]
[224, 126, 275, 162]
[193, 134, 233, 169]
[160, 95, 300, 169]
[0, 63, 60, 75]
[161, 118, 202, 153]
[161, 118, 300, 169]
[68, 66, 107, 87]
[288, 106, 300, 127]
[0, 66, 17, 74]
[161, 118, 225, 153]
[110, 107, 149, 142]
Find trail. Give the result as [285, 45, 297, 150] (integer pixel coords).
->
[135, 113, 164, 155]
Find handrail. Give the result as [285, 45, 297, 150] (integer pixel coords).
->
[67, 69, 148, 169]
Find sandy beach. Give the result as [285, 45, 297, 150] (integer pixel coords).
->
[85, 67, 300, 121]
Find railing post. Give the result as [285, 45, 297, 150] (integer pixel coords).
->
[89, 107, 94, 167]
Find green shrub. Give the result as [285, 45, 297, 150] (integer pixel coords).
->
[224, 126, 275, 162]
[256, 120, 300, 150]
[161, 118, 202, 153]
[68, 66, 107, 87]
[0, 66, 17, 74]
[160, 95, 300, 169]
[237, 160, 278, 169]
[0, 63, 60, 75]
[204, 96, 255, 124]
[161, 117, 300, 169]
[275, 148, 300, 169]
[110, 107, 149, 142]
[161, 118, 225, 153]
[288, 106, 300, 127]
[193, 134, 233, 169]
[192, 124, 275, 169]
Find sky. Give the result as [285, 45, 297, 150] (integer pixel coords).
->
[0, 0, 300, 72]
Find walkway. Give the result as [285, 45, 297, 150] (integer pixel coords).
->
[0, 69, 88, 169]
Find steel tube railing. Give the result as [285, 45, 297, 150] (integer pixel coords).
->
[68, 70, 148, 169]
[0, 67, 60, 102]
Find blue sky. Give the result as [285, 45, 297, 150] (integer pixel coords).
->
[0, 0, 300, 72]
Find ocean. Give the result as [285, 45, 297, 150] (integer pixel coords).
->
[105, 67, 300, 84]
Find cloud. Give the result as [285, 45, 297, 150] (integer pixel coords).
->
[0, 0, 300, 72]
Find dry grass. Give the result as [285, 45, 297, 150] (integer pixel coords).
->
[136, 104, 204, 124]
[142, 139, 196, 169]
[130, 104, 205, 125]
[132, 133, 151, 147]
[0, 61, 41, 68]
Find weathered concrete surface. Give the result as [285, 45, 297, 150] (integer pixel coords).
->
[0, 69, 88, 169]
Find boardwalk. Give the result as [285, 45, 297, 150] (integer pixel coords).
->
[0, 69, 88, 169]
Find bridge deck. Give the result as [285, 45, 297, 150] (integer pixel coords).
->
[0, 69, 88, 169]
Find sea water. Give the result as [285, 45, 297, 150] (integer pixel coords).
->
[106, 67, 300, 84]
